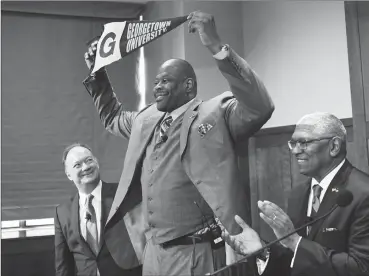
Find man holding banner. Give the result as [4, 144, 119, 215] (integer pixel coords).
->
[83, 11, 274, 275]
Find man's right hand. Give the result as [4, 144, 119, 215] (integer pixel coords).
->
[84, 40, 98, 71]
[221, 215, 263, 256]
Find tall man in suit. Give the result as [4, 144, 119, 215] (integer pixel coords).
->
[222, 112, 369, 276]
[54, 143, 142, 276]
[83, 11, 274, 275]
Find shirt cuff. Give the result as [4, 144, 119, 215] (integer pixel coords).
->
[256, 252, 270, 275]
[213, 44, 229, 60]
[290, 237, 302, 268]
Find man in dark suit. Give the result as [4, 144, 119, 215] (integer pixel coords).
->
[222, 112, 369, 276]
[54, 143, 142, 276]
[83, 11, 274, 275]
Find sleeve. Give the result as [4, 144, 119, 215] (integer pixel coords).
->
[260, 243, 293, 276]
[292, 194, 369, 276]
[216, 46, 275, 142]
[55, 207, 75, 276]
[83, 69, 138, 139]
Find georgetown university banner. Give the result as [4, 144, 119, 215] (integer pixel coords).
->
[91, 16, 188, 73]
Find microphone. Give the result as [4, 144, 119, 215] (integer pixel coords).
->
[209, 189, 353, 275]
[85, 212, 92, 221]
[162, 135, 168, 142]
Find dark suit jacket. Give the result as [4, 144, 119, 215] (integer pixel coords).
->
[54, 182, 142, 276]
[263, 160, 369, 276]
[83, 46, 274, 267]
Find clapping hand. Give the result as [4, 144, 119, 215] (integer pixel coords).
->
[221, 215, 263, 256]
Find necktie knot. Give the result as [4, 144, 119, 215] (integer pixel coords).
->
[312, 184, 323, 200]
[159, 115, 173, 142]
[162, 115, 173, 129]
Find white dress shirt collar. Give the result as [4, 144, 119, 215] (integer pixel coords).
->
[79, 180, 102, 205]
[311, 159, 346, 201]
[165, 98, 195, 122]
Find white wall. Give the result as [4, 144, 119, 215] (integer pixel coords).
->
[242, 1, 352, 127]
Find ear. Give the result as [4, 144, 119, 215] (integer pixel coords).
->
[183, 78, 194, 93]
[329, 137, 342, 157]
[65, 168, 73, 181]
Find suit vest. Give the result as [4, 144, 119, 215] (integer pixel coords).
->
[141, 113, 214, 244]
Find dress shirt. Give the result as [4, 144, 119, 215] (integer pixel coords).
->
[79, 180, 102, 246]
[164, 98, 195, 122]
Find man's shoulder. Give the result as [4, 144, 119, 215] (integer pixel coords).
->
[347, 166, 369, 194]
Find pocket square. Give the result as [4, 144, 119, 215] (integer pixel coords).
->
[323, 227, 338, 232]
[198, 123, 213, 137]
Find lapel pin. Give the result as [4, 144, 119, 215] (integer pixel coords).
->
[332, 188, 339, 193]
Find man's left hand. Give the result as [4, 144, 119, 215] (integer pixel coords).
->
[258, 200, 300, 251]
[187, 11, 222, 54]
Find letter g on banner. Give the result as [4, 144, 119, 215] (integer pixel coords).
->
[92, 21, 127, 73]
[100, 32, 116, 57]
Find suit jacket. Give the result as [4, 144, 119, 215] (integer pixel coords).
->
[262, 160, 369, 276]
[54, 181, 142, 276]
[83, 47, 274, 268]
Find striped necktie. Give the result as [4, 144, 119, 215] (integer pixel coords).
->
[159, 115, 173, 142]
[85, 194, 99, 255]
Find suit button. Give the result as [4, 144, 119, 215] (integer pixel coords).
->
[148, 197, 153, 201]
[149, 211, 153, 215]
[149, 169, 154, 173]
[154, 156, 158, 160]
[149, 183, 153, 187]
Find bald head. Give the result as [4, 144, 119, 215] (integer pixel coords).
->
[154, 58, 197, 112]
[296, 112, 347, 143]
[159, 58, 196, 80]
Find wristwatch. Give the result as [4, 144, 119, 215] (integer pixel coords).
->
[213, 44, 230, 60]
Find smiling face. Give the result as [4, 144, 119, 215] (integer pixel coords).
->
[291, 125, 333, 179]
[64, 146, 100, 193]
[153, 59, 196, 112]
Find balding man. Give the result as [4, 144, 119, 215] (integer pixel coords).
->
[222, 112, 369, 276]
[83, 11, 274, 275]
[54, 143, 142, 276]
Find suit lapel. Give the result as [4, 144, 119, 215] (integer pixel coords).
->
[180, 98, 202, 159]
[99, 182, 115, 253]
[308, 160, 352, 239]
[139, 111, 165, 159]
[106, 111, 164, 224]
[70, 194, 95, 258]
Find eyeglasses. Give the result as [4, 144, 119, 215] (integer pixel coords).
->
[287, 137, 333, 150]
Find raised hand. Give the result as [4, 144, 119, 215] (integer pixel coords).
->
[187, 11, 222, 54]
[84, 39, 99, 71]
[221, 215, 263, 256]
[258, 200, 300, 250]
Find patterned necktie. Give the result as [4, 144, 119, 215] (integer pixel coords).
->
[85, 194, 99, 255]
[307, 184, 323, 235]
[311, 184, 323, 217]
[159, 115, 173, 142]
